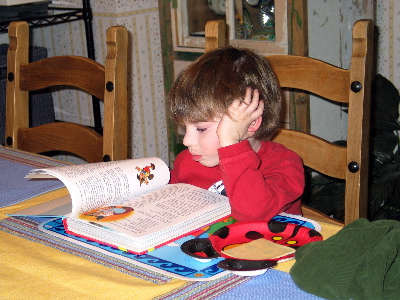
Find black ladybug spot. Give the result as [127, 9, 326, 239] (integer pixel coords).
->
[268, 221, 288, 233]
[213, 226, 230, 239]
[245, 231, 264, 240]
[308, 229, 322, 238]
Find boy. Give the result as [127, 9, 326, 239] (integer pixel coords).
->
[169, 47, 304, 222]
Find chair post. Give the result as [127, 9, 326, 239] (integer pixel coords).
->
[345, 19, 374, 225]
[103, 25, 128, 161]
[5, 21, 29, 148]
[205, 20, 227, 53]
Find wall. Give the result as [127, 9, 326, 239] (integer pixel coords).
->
[0, 0, 169, 164]
[308, 0, 400, 142]
[307, 0, 375, 142]
[376, 0, 400, 88]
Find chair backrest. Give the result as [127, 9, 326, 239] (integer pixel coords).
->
[205, 19, 374, 225]
[5, 21, 128, 163]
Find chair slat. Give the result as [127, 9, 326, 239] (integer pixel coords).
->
[20, 56, 105, 100]
[267, 55, 351, 103]
[18, 123, 103, 163]
[272, 129, 347, 179]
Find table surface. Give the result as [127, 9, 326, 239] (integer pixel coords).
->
[0, 147, 342, 300]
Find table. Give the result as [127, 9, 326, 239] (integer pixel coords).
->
[0, 147, 342, 299]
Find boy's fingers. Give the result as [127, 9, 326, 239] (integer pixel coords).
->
[247, 100, 263, 121]
[254, 100, 264, 117]
[243, 88, 252, 105]
[246, 94, 262, 115]
[231, 98, 242, 109]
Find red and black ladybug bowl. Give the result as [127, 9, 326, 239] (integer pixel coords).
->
[181, 221, 323, 275]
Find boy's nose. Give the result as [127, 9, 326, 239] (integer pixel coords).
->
[182, 133, 191, 147]
[182, 129, 195, 147]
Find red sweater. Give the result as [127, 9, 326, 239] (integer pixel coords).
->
[170, 140, 304, 222]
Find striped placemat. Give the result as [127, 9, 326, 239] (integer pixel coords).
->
[0, 146, 70, 168]
[154, 275, 251, 300]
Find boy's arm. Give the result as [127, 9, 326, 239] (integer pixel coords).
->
[218, 141, 304, 222]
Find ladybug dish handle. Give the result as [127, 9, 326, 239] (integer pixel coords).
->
[181, 238, 220, 261]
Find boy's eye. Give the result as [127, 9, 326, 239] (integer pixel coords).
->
[196, 127, 207, 132]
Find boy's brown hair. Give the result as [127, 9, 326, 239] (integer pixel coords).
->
[168, 46, 282, 140]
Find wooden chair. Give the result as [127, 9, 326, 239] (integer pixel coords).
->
[5, 21, 128, 163]
[205, 19, 374, 226]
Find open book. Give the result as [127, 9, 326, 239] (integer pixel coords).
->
[26, 157, 231, 254]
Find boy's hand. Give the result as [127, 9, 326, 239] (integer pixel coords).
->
[217, 88, 264, 147]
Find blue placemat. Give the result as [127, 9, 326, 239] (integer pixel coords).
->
[0, 147, 67, 208]
[153, 269, 323, 300]
[211, 269, 323, 300]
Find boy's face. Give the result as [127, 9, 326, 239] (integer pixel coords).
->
[182, 120, 221, 167]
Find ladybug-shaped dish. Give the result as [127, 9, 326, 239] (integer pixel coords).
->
[181, 221, 323, 276]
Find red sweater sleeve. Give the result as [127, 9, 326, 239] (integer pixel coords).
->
[218, 141, 304, 222]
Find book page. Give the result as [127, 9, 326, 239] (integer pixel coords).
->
[8, 195, 72, 217]
[26, 157, 170, 217]
[76, 183, 230, 238]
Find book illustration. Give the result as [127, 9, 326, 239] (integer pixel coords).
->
[79, 206, 135, 222]
[190, 216, 237, 237]
[135, 163, 156, 186]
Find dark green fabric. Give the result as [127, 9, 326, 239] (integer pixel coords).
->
[290, 218, 400, 300]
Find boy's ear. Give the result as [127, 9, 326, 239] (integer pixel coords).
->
[248, 116, 262, 133]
